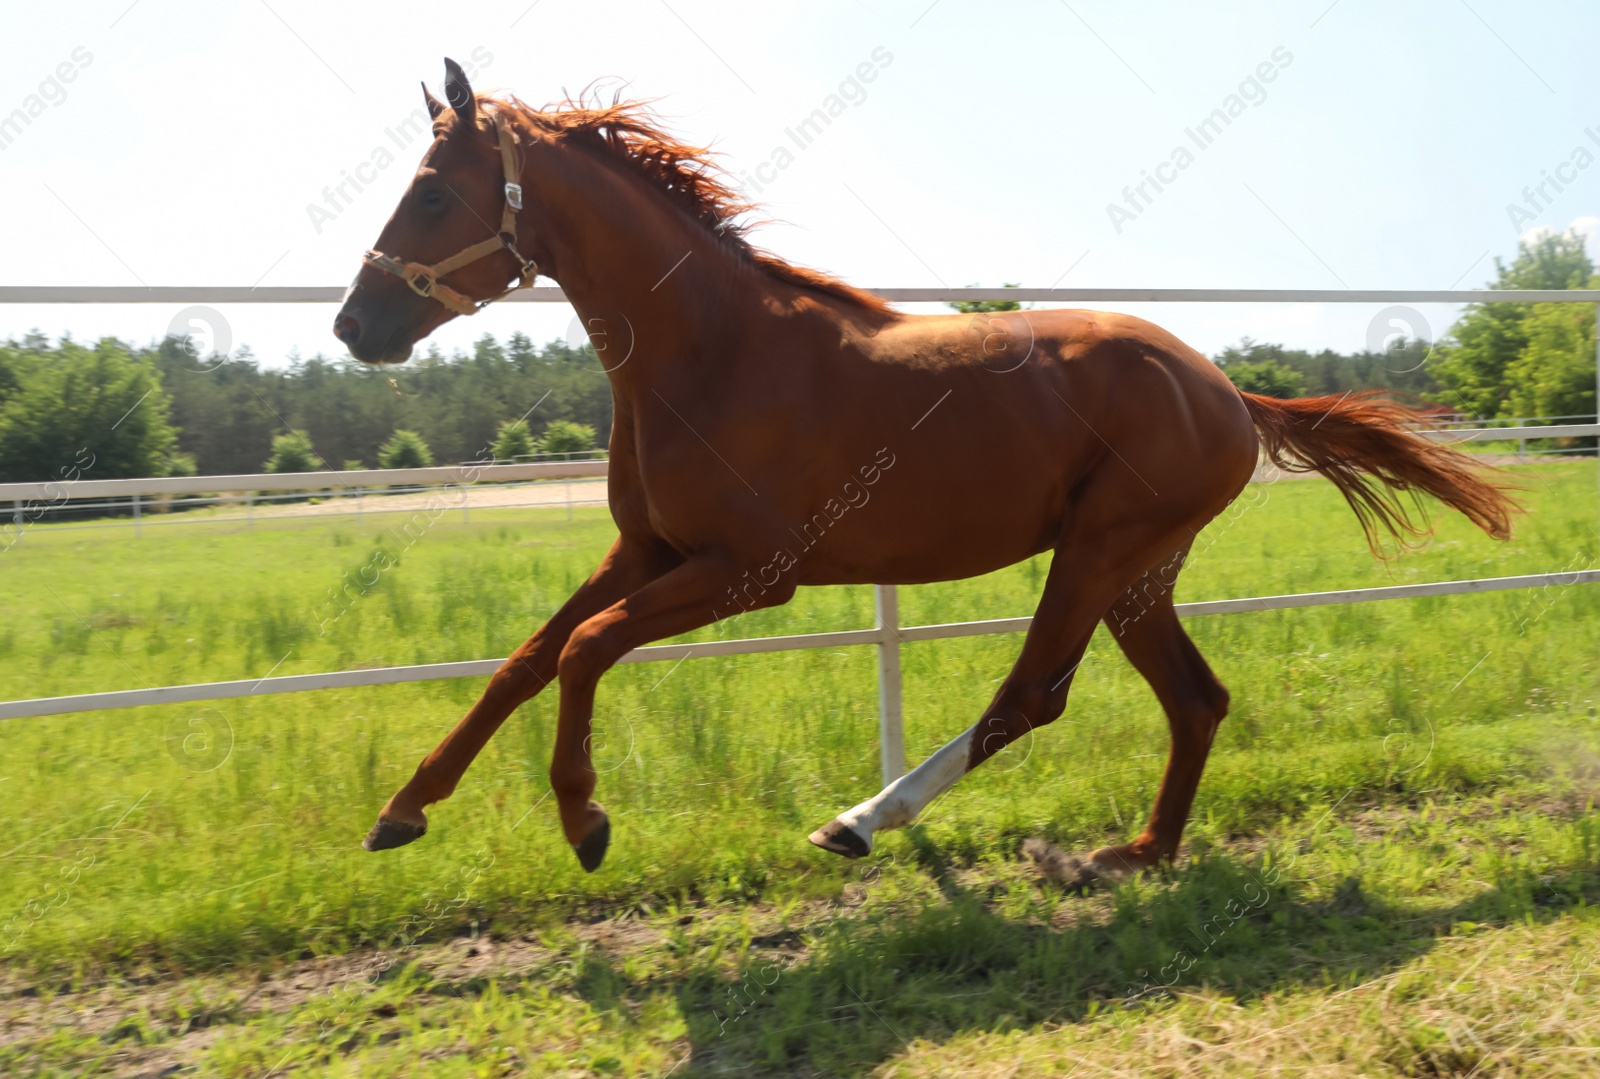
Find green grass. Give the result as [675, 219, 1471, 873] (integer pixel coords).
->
[2, 463, 1599, 1076]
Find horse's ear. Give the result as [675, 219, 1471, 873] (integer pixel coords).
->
[442, 57, 476, 124]
[421, 81, 445, 121]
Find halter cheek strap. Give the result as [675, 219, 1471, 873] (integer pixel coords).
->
[362, 112, 539, 316]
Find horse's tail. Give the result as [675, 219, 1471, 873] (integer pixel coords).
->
[1240, 390, 1519, 553]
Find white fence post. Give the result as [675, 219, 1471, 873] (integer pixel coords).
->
[131, 492, 142, 537]
[875, 583, 905, 785]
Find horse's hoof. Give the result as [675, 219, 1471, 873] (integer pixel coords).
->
[363, 816, 426, 852]
[572, 815, 610, 873]
[808, 819, 871, 859]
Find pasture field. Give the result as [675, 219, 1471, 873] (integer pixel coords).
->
[2, 462, 1600, 1076]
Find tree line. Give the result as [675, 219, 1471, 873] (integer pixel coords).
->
[1215, 230, 1597, 421]
[1, 231, 1595, 484]
[0, 332, 611, 482]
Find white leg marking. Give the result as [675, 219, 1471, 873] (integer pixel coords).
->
[833, 727, 975, 850]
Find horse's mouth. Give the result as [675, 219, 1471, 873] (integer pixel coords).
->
[349, 325, 419, 366]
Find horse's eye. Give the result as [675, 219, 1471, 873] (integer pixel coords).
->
[419, 187, 444, 207]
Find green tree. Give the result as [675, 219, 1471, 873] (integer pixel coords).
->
[946, 282, 1025, 314]
[492, 418, 537, 460]
[1219, 359, 1306, 399]
[1502, 301, 1597, 422]
[1213, 337, 1438, 397]
[0, 339, 178, 481]
[378, 428, 434, 469]
[506, 331, 539, 372]
[263, 429, 321, 473]
[539, 420, 598, 457]
[0, 344, 39, 403]
[40, 332, 626, 478]
[1432, 230, 1595, 418]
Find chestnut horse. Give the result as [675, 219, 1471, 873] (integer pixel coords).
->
[335, 61, 1513, 882]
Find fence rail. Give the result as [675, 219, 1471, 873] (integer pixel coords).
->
[9, 286, 1600, 305]
[5, 569, 1597, 724]
[2, 428, 1595, 505]
[9, 425, 1595, 537]
[0, 425, 1580, 505]
[0, 459, 607, 501]
[5, 283, 1599, 785]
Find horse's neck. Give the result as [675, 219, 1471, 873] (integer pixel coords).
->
[530, 154, 767, 392]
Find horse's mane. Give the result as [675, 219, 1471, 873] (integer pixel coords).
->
[483, 91, 891, 316]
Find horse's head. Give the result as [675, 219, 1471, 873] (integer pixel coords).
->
[333, 59, 540, 364]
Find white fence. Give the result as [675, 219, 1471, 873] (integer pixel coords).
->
[2, 458, 612, 534]
[4, 285, 1599, 785]
[2, 422, 1591, 534]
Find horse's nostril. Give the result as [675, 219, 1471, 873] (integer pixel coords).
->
[333, 313, 362, 345]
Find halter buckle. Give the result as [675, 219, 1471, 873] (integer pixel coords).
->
[403, 267, 437, 299]
[505, 182, 524, 211]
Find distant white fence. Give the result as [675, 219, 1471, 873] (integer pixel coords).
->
[3, 285, 1599, 785]
[3, 418, 1594, 535]
[1, 459, 611, 533]
[0, 459, 603, 501]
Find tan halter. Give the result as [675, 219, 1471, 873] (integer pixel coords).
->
[362, 110, 538, 316]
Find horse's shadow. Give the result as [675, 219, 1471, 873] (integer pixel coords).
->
[646, 839, 1600, 1076]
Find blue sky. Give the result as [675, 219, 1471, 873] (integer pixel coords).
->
[1, 0, 1596, 366]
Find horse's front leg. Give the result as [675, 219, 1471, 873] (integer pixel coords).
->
[549, 555, 793, 871]
[363, 537, 679, 851]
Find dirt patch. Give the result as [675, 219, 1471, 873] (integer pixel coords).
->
[171, 478, 611, 525]
[0, 899, 794, 1059]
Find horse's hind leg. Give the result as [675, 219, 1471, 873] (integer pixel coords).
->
[809, 521, 1174, 859]
[1079, 569, 1230, 876]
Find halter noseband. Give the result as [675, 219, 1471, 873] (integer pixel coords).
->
[361, 110, 539, 316]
